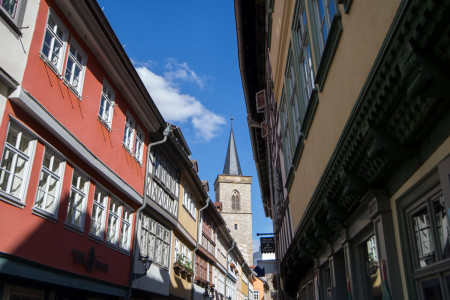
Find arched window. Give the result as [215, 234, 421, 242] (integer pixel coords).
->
[232, 190, 240, 210]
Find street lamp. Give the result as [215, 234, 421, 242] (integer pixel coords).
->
[203, 284, 213, 299]
[133, 255, 153, 279]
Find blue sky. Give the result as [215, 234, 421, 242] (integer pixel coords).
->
[97, 0, 272, 254]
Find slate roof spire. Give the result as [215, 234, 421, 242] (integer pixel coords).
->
[223, 118, 243, 176]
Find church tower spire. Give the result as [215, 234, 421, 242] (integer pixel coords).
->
[223, 119, 242, 176]
[214, 118, 253, 264]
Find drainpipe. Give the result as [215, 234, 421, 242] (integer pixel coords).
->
[226, 240, 235, 299]
[192, 197, 210, 298]
[127, 124, 171, 299]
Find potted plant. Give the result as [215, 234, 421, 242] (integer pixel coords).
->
[173, 253, 184, 274]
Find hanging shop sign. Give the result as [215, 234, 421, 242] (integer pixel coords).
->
[260, 237, 275, 253]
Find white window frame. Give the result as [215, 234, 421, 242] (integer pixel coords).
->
[183, 187, 196, 219]
[40, 9, 69, 74]
[63, 38, 87, 97]
[123, 111, 135, 153]
[105, 198, 122, 246]
[98, 80, 115, 130]
[89, 186, 109, 239]
[65, 169, 89, 230]
[134, 126, 144, 163]
[119, 205, 133, 252]
[33, 149, 65, 219]
[0, 0, 26, 29]
[0, 122, 36, 206]
[253, 290, 259, 300]
[140, 214, 171, 268]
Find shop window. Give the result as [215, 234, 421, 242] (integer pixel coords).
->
[405, 186, 450, 299]
[2, 285, 44, 300]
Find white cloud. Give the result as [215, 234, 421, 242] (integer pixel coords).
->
[164, 58, 208, 89]
[136, 66, 226, 142]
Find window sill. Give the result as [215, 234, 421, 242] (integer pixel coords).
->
[88, 232, 105, 244]
[118, 247, 131, 256]
[338, 0, 353, 13]
[63, 79, 83, 100]
[40, 52, 63, 79]
[134, 155, 143, 166]
[0, 8, 22, 36]
[301, 89, 319, 139]
[0, 192, 25, 209]
[98, 115, 112, 132]
[285, 164, 296, 192]
[32, 207, 57, 223]
[64, 222, 85, 236]
[122, 143, 133, 155]
[314, 14, 343, 91]
[182, 204, 196, 221]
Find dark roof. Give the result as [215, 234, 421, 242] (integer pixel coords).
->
[223, 126, 243, 176]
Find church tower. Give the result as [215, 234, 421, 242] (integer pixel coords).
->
[214, 122, 253, 264]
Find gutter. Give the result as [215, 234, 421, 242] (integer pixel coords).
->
[127, 124, 171, 299]
[191, 198, 210, 297]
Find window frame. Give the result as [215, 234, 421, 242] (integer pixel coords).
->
[40, 8, 69, 75]
[119, 204, 133, 252]
[134, 125, 145, 163]
[89, 186, 109, 240]
[0, 0, 26, 35]
[105, 197, 122, 247]
[98, 80, 115, 130]
[33, 148, 65, 220]
[63, 38, 87, 97]
[123, 111, 136, 153]
[65, 168, 89, 231]
[0, 121, 36, 207]
[140, 214, 171, 269]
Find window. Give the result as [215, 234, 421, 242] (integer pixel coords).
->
[174, 237, 192, 268]
[34, 149, 65, 218]
[98, 81, 115, 129]
[66, 170, 89, 229]
[123, 112, 135, 152]
[293, 2, 315, 112]
[140, 214, 171, 268]
[280, 91, 293, 177]
[405, 187, 450, 299]
[232, 190, 240, 210]
[106, 198, 121, 246]
[41, 9, 68, 73]
[312, 0, 336, 54]
[285, 50, 303, 141]
[0, 0, 25, 31]
[119, 206, 133, 251]
[0, 123, 35, 204]
[2, 285, 45, 300]
[253, 290, 259, 300]
[148, 149, 179, 216]
[234, 224, 238, 230]
[1, 0, 18, 18]
[183, 187, 196, 218]
[89, 187, 108, 239]
[134, 126, 144, 163]
[64, 39, 87, 96]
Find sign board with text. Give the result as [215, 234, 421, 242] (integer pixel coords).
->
[261, 237, 275, 253]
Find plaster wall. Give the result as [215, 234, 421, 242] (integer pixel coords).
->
[284, 0, 402, 230]
[178, 173, 200, 241]
[0, 1, 39, 82]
